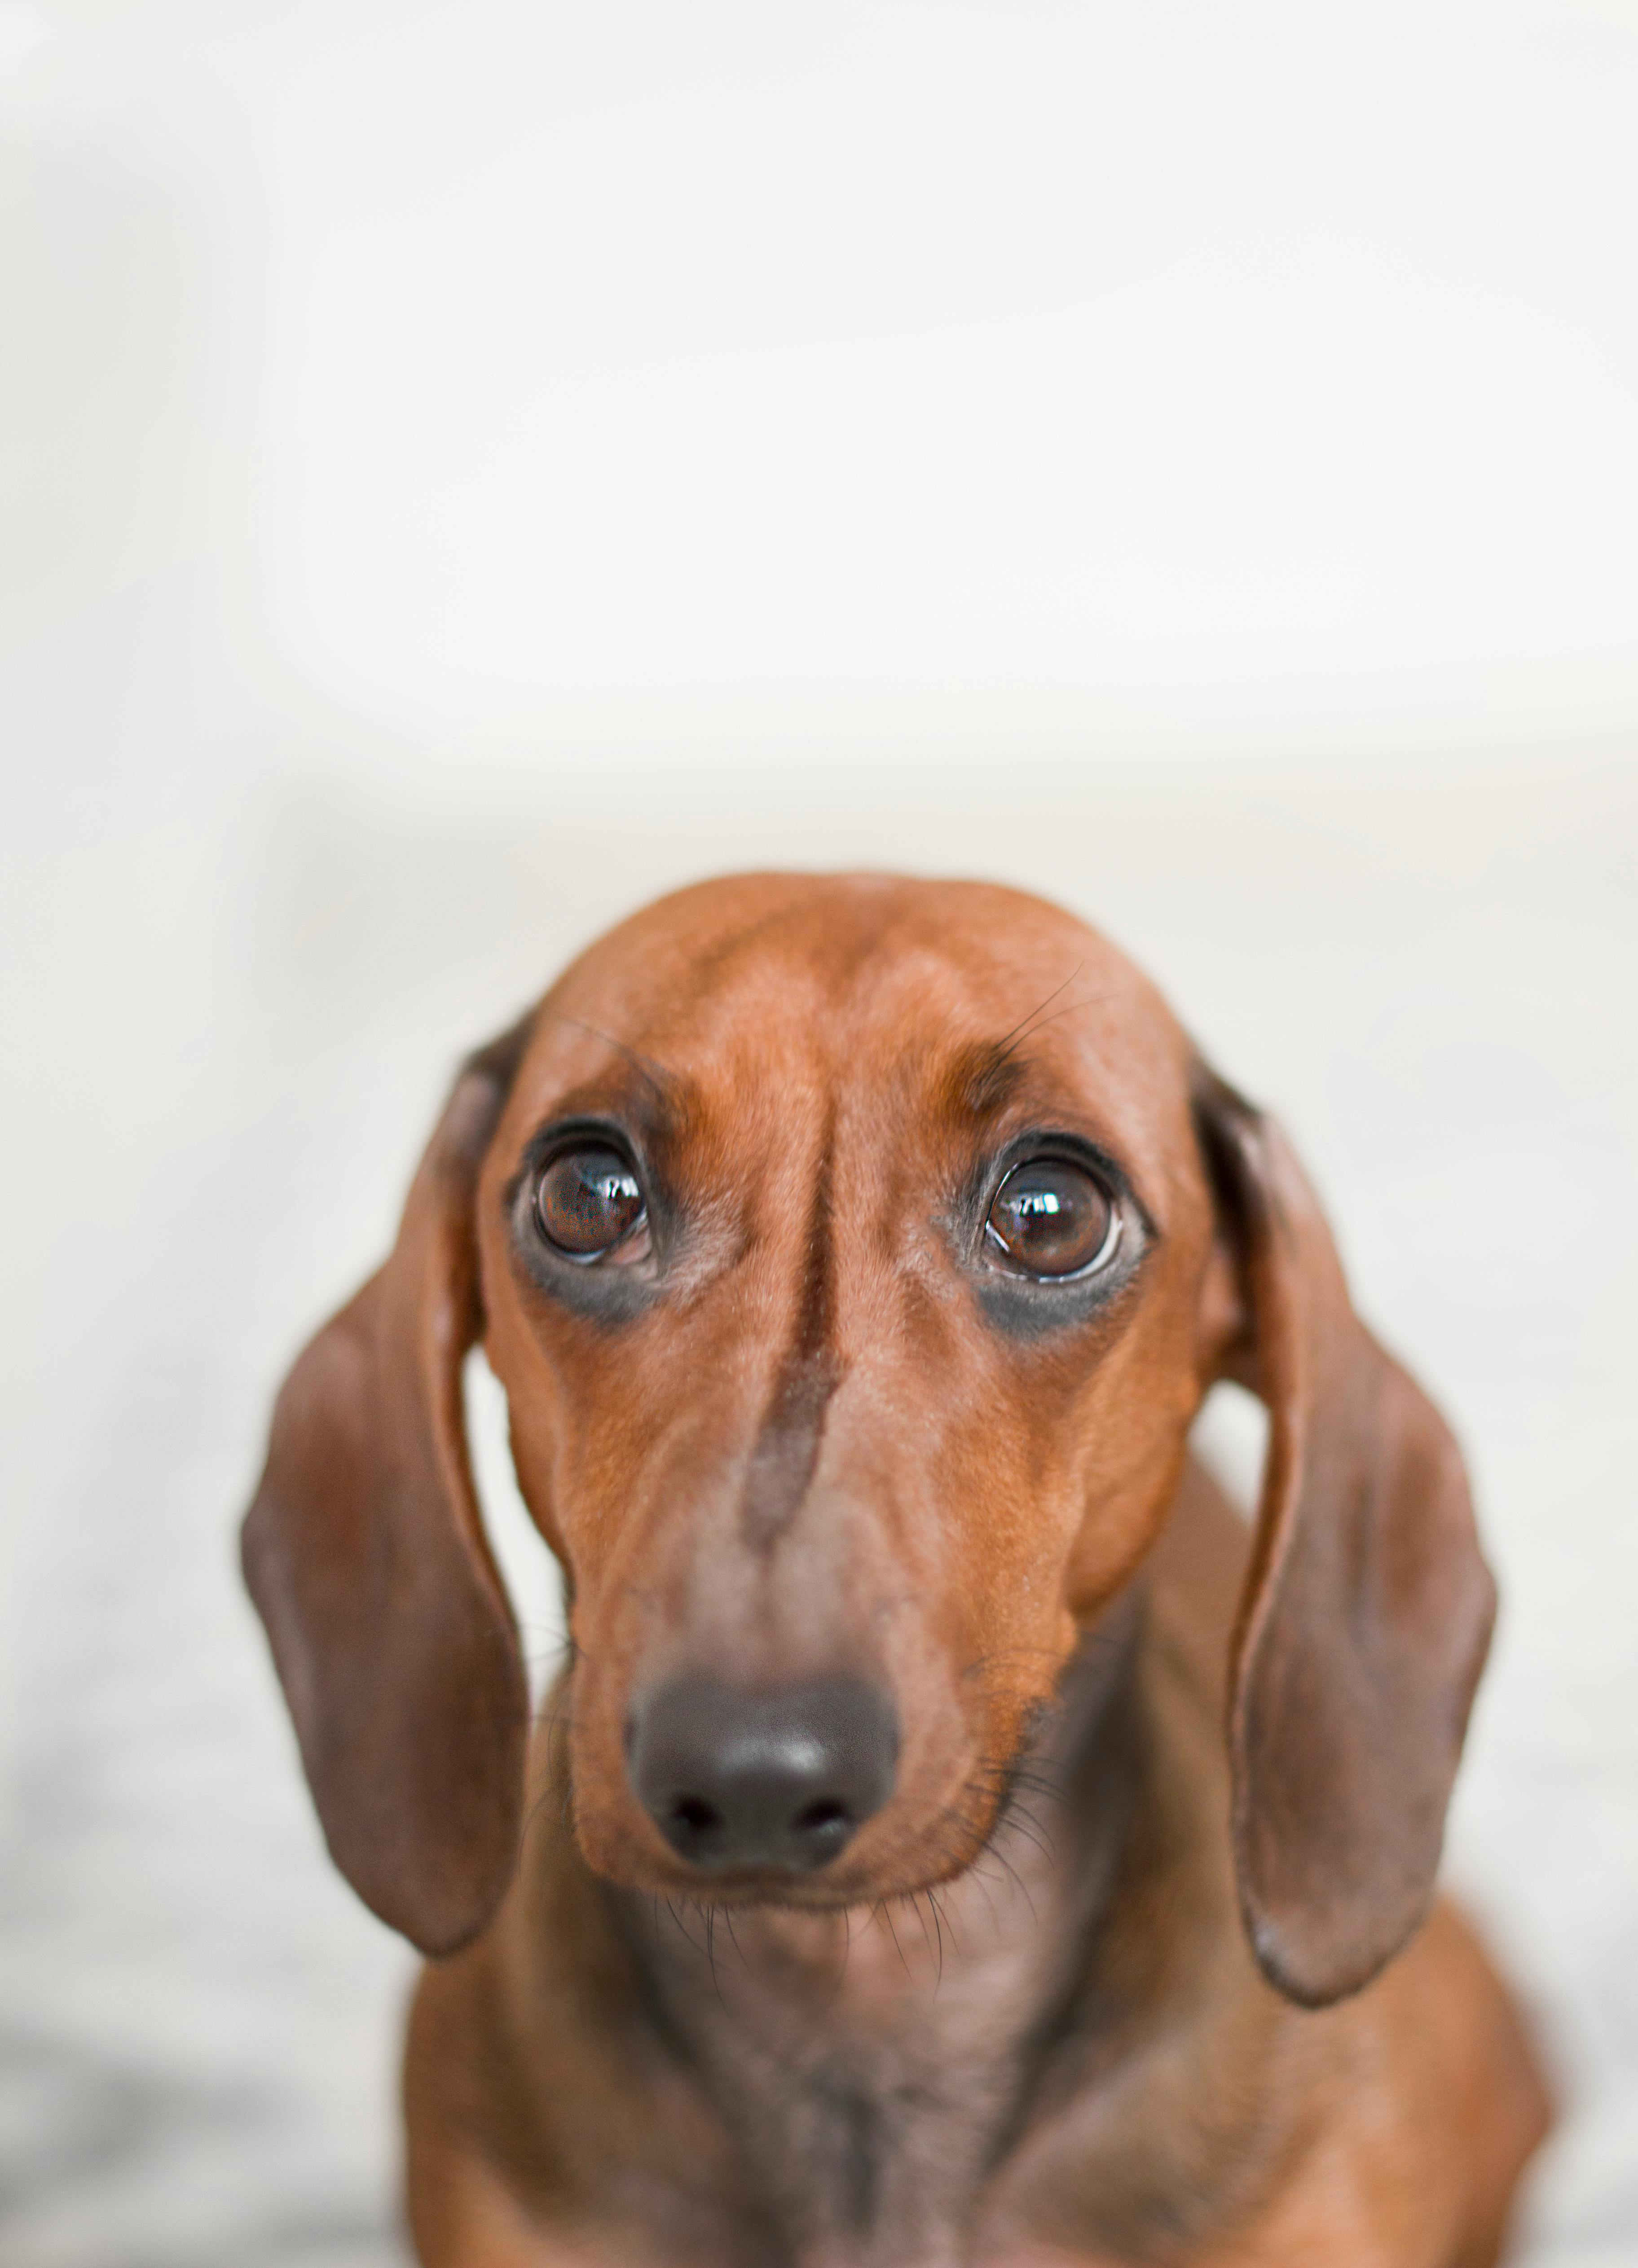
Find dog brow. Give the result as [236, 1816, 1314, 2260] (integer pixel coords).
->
[551, 1015, 682, 1115]
[947, 1040, 1029, 1121]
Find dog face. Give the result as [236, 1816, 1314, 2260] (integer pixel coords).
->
[478, 876, 1220, 1906]
[244, 874, 1493, 2007]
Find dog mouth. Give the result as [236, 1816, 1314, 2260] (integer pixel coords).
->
[588, 1796, 1006, 1912]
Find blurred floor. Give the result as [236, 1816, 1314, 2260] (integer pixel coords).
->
[1, 752, 1634, 2264]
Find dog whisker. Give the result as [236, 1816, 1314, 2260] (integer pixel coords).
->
[991, 964, 1083, 1060]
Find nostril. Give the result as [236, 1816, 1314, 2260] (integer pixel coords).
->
[793, 1797, 848, 1833]
[672, 1796, 722, 1835]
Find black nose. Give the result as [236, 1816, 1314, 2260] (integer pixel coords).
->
[627, 1676, 899, 1873]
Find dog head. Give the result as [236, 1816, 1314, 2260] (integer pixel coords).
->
[243, 874, 1493, 2006]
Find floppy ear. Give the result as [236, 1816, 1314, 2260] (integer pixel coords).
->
[1193, 1068, 1496, 2008]
[241, 1024, 532, 1956]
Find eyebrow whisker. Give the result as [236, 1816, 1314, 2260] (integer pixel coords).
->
[993, 965, 1082, 1063]
[1003, 992, 1112, 1051]
[547, 1013, 680, 1110]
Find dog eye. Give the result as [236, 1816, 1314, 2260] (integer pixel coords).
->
[985, 1158, 1118, 1278]
[534, 1146, 649, 1262]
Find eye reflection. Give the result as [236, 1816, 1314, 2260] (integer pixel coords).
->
[535, 1145, 649, 1262]
[986, 1158, 1118, 1279]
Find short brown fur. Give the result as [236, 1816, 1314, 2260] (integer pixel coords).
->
[244, 874, 1551, 2266]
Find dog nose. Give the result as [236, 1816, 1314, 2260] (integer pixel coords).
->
[627, 1676, 899, 1873]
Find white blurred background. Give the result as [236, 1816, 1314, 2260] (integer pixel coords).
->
[2, 4, 1636, 2262]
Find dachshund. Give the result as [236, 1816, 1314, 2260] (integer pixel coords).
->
[243, 872, 1551, 2267]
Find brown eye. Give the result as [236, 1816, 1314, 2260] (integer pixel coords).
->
[534, 1145, 647, 1261]
[986, 1158, 1117, 1278]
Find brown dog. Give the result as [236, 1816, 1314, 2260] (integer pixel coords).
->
[243, 873, 1550, 2267]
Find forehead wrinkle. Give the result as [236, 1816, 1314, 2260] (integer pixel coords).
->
[738, 1102, 842, 1548]
[540, 897, 1176, 1162]
[609, 892, 907, 1036]
[654, 902, 989, 1061]
[561, 893, 1071, 1089]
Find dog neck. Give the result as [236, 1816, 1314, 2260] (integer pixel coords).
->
[607, 1603, 1150, 2268]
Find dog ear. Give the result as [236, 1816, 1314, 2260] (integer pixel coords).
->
[242, 1023, 533, 1957]
[1192, 1066, 1495, 2008]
